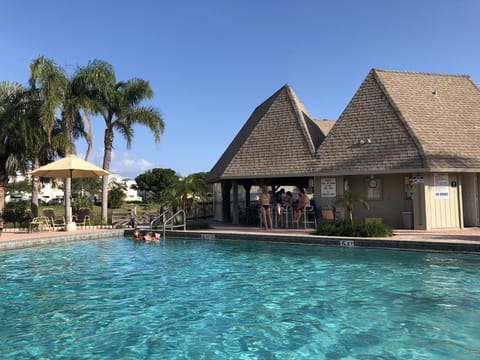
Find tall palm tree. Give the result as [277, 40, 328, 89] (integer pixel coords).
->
[29, 56, 95, 222]
[75, 60, 165, 223]
[0, 76, 65, 217]
[28, 57, 74, 220]
[335, 190, 370, 224]
[29, 57, 68, 144]
[12, 85, 61, 217]
[0, 81, 28, 213]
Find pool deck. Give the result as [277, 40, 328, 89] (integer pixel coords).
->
[1, 224, 480, 253]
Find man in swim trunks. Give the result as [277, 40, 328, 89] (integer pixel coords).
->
[259, 186, 273, 230]
[294, 188, 310, 225]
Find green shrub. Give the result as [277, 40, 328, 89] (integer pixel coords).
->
[2, 202, 31, 228]
[359, 221, 393, 237]
[315, 220, 392, 237]
[108, 186, 125, 209]
[72, 195, 93, 213]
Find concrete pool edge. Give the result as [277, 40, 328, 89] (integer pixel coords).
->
[0, 229, 124, 251]
[159, 229, 480, 253]
[1, 227, 479, 253]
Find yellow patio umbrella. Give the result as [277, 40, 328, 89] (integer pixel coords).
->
[31, 154, 110, 178]
[31, 154, 110, 231]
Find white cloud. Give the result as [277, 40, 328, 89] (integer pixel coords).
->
[109, 151, 158, 179]
[76, 149, 159, 179]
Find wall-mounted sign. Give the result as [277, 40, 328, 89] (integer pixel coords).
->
[412, 175, 424, 184]
[321, 178, 336, 197]
[434, 173, 449, 199]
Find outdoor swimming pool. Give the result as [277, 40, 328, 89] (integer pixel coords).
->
[0, 238, 479, 359]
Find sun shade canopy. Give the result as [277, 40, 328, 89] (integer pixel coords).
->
[31, 154, 110, 178]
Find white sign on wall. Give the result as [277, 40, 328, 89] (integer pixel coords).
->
[412, 175, 424, 184]
[434, 173, 449, 199]
[321, 178, 336, 197]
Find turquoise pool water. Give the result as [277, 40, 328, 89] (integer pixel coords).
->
[0, 238, 479, 359]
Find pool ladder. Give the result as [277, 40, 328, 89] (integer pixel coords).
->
[150, 210, 186, 239]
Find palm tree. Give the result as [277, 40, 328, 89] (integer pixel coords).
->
[29, 57, 68, 144]
[188, 172, 213, 217]
[0, 81, 28, 213]
[0, 74, 65, 218]
[335, 190, 370, 224]
[29, 57, 70, 218]
[75, 60, 165, 223]
[29, 56, 97, 221]
[13, 85, 61, 217]
[176, 173, 210, 215]
[161, 185, 182, 214]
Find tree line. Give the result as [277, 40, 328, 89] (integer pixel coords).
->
[133, 168, 212, 213]
[0, 56, 165, 221]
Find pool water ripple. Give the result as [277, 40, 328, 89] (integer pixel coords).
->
[1, 238, 479, 359]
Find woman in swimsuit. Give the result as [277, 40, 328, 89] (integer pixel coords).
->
[259, 186, 273, 230]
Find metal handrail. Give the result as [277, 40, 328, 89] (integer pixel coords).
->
[150, 210, 170, 229]
[162, 210, 186, 239]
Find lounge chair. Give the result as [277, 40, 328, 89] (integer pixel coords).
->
[43, 208, 66, 231]
[29, 216, 52, 232]
[73, 208, 91, 228]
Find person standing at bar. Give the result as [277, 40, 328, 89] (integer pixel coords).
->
[259, 186, 273, 230]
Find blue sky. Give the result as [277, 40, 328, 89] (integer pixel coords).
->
[1, 1, 479, 178]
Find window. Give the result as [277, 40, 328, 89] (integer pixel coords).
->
[366, 177, 382, 200]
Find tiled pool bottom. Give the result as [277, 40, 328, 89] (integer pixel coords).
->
[1, 237, 479, 359]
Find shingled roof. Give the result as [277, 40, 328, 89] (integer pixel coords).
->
[206, 84, 333, 183]
[314, 119, 335, 135]
[317, 69, 480, 176]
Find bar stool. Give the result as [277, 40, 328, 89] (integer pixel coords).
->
[303, 206, 317, 228]
[283, 206, 294, 228]
[274, 206, 280, 228]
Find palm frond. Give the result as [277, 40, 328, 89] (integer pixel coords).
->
[120, 78, 154, 106]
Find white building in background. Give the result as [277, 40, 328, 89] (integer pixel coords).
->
[39, 183, 65, 203]
[124, 179, 142, 202]
[7, 173, 142, 203]
[108, 174, 142, 202]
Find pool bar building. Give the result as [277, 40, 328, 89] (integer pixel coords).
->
[206, 69, 480, 230]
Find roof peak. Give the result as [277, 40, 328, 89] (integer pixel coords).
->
[372, 68, 470, 78]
